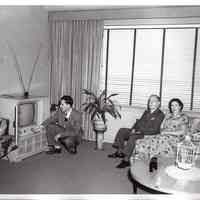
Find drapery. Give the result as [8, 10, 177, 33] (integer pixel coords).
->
[49, 19, 104, 140]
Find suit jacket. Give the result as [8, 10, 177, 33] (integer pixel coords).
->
[42, 108, 83, 138]
[131, 108, 165, 135]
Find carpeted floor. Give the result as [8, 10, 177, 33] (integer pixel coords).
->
[0, 141, 146, 194]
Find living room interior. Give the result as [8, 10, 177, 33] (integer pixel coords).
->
[1, 4, 200, 199]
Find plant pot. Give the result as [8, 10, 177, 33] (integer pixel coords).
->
[93, 119, 107, 150]
[93, 119, 107, 131]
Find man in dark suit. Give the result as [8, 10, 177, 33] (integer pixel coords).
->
[108, 94, 165, 168]
[42, 95, 83, 154]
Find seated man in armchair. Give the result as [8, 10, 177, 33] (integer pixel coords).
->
[41, 95, 83, 155]
[108, 94, 165, 168]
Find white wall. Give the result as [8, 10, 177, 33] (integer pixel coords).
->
[0, 6, 49, 96]
[104, 106, 145, 143]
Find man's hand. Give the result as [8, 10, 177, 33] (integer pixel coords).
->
[130, 129, 136, 134]
[130, 129, 141, 135]
[135, 131, 142, 135]
[31, 125, 45, 133]
[55, 134, 61, 142]
[40, 125, 46, 130]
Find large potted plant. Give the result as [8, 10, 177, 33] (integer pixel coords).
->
[82, 89, 121, 150]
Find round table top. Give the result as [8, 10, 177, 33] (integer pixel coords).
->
[130, 157, 200, 195]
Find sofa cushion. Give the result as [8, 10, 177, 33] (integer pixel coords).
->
[189, 117, 200, 133]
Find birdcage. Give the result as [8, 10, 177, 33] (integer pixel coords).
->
[176, 135, 196, 170]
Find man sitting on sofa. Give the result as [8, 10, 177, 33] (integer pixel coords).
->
[108, 94, 165, 168]
[42, 95, 83, 155]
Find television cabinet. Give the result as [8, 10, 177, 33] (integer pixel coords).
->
[8, 128, 48, 162]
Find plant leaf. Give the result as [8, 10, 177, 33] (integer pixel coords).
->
[106, 93, 119, 100]
[82, 88, 121, 123]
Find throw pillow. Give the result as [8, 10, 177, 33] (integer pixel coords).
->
[189, 117, 200, 133]
[192, 132, 200, 142]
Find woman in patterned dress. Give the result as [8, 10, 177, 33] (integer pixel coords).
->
[134, 98, 189, 159]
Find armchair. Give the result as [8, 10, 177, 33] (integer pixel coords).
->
[0, 118, 12, 157]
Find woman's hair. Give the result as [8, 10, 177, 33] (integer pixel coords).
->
[147, 94, 161, 110]
[168, 98, 184, 113]
[50, 104, 58, 113]
[60, 95, 73, 107]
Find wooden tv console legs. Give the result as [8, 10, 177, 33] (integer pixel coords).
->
[7, 130, 48, 162]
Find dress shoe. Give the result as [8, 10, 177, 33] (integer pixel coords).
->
[46, 146, 62, 154]
[68, 146, 77, 154]
[108, 151, 125, 158]
[58, 138, 77, 155]
[116, 160, 130, 168]
[58, 138, 68, 149]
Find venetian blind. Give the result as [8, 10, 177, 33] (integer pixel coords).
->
[106, 29, 134, 105]
[161, 29, 195, 110]
[132, 29, 163, 107]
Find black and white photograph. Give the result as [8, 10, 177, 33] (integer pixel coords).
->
[0, 1, 200, 200]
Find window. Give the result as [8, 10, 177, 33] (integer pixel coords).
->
[192, 29, 200, 111]
[162, 29, 195, 110]
[132, 29, 163, 107]
[106, 30, 134, 105]
[100, 26, 200, 111]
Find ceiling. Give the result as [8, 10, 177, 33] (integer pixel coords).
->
[44, 5, 200, 12]
[44, 5, 143, 11]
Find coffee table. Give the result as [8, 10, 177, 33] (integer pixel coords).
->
[128, 157, 200, 195]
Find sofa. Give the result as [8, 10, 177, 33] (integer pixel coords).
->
[132, 109, 200, 160]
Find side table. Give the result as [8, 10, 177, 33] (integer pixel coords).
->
[128, 157, 200, 195]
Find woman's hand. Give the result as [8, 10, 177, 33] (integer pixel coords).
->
[160, 129, 173, 135]
[161, 130, 185, 136]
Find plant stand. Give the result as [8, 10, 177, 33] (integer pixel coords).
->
[93, 119, 107, 150]
[95, 130, 105, 150]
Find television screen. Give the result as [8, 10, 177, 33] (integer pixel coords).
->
[18, 102, 37, 127]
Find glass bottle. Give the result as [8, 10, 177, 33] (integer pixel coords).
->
[176, 134, 196, 170]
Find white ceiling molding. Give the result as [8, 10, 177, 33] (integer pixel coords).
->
[104, 18, 200, 26]
[48, 6, 200, 21]
[44, 5, 134, 11]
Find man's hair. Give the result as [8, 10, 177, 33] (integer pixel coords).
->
[60, 95, 73, 107]
[168, 98, 184, 113]
[147, 94, 161, 110]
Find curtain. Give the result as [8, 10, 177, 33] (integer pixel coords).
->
[49, 19, 104, 140]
